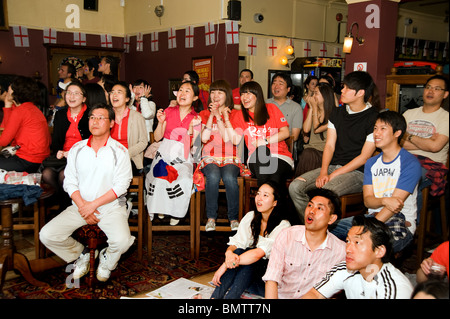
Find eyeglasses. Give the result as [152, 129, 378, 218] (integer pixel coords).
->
[88, 115, 109, 121]
[425, 85, 446, 92]
[66, 91, 84, 97]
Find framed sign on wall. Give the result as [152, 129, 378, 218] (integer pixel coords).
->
[192, 56, 213, 92]
[0, 0, 9, 31]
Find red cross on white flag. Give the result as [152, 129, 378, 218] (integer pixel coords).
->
[434, 42, 440, 58]
[136, 33, 144, 52]
[320, 43, 327, 57]
[267, 39, 277, 56]
[334, 47, 341, 58]
[74, 32, 86, 46]
[168, 27, 177, 49]
[225, 21, 239, 45]
[412, 39, 419, 55]
[123, 35, 130, 53]
[401, 38, 407, 54]
[185, 26, 194, 48]
[247, 36, 257, 56]
[423, 40, 430, 57]
[13, 26, 29, 47]
[205, 22, 215, 46]
[151, 32, 159, 52]
[303, 41, 311, 57]
[101, 34, 113, 48]
[43, 28, 57, 44]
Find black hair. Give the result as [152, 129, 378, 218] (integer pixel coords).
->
[306, 188, 342, 220]
[112, 81, 132, 100]
[179, 81, 203, 113]
[133, 79, 150, 87]
[239, 81, 269, 126]
[376, 109, 407, 143]
[208, 79, 234, 110]
[183, 70, 199, 84]
[351, 215, 393, 263]
[84, 83, 107, 108]
[303, 75, 318, 94]
[425, 74, 449, 91]
[10, 75, 41, 105]
[88, 103, 115, 122]
[271, 72, 293, 91]
[240, 69, 254, 79]
[61, 62, 76, 79]
[342, 71, 381, 110]
[411, 280, 449, 299]
[250, 180, 287, 248]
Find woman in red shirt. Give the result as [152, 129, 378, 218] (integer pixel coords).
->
[198, 80, 241, 232]
[42, 82, 90, 209]
[0, 76, 50, 173]
[224, 81, 293, 187]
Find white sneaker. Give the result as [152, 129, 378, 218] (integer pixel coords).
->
[230, 220, 239, 231]
[170, 218, 180, 226]
[96, 248, 111, 282]
[205, 219, 216, 232]
[72, 249, 98, 280]
[158, 214, 165, 219]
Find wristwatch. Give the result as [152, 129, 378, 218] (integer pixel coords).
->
[407, 134, 413, 142]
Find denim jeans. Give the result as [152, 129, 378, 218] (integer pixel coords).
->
[210, 248, 267, 299]
[330, 214, 414, 253]
[288, 165, 365, 222]
[202, 164, 240, 221]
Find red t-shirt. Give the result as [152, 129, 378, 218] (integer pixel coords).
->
[431, 241, 449, 278]
[0, 102, 50, 163]
[111, 107, 129, 148]
[232, 87, 241, 106]
[199, 109, 238, 158]
[63, 104, 87, 151]
[230, 103, 292, 159]
[163, 105, 198, 141]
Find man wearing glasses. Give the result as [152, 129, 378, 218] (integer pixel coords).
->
[40, 104, 134, 283]
[402, 75, 449, 212]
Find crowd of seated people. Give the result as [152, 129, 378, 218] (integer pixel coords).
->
[1, 63, 448, 299]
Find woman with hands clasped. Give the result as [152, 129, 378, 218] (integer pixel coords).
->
[295, 82, 335, 177]
[211, 181, 291, 299]
[198, 80, 242, 232]
[145, 81, 202, 225]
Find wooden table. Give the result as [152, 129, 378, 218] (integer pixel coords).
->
[0, 183, 55, 293]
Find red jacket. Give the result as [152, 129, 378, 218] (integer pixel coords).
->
[0, 102, 51, 164]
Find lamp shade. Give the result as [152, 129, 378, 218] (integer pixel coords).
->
[279, 56, 288, 66]
[343, 36, 354, 54]
[285, 45, 294, 55]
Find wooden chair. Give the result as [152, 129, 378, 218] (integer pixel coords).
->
[0, 183, 55, 259]
[340, 192, 366, 219]
[194, 177, 244, 259]
[147, 193, 196, 259]
[127, 174, 146, 261]
[415, 186, 448, 262]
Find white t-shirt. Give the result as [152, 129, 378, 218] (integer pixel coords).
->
[227, 211, 291, 259]
[314, 261, 414, 299]
[403, 106, 449, 164]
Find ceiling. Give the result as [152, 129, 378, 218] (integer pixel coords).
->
[399, 0, 449, 19]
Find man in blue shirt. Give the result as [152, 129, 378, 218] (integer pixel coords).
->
[331, 110, 421, 253]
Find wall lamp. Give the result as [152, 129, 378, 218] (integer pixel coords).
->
[280, 45, 295, 67]
[343, 22, 364, 54]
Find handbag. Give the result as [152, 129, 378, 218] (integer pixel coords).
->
[193, 163, 205, 192]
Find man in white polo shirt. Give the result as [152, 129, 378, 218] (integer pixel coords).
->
[40, 103, 134, 283]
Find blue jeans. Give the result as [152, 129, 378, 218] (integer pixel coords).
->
[330, 215, 414, 253]
[210, 248, 267, 299]
[202, 164, 240, 221]
[288, 165, 365, 223]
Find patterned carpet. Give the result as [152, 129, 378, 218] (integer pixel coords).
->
[1, 232, 229, 299]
